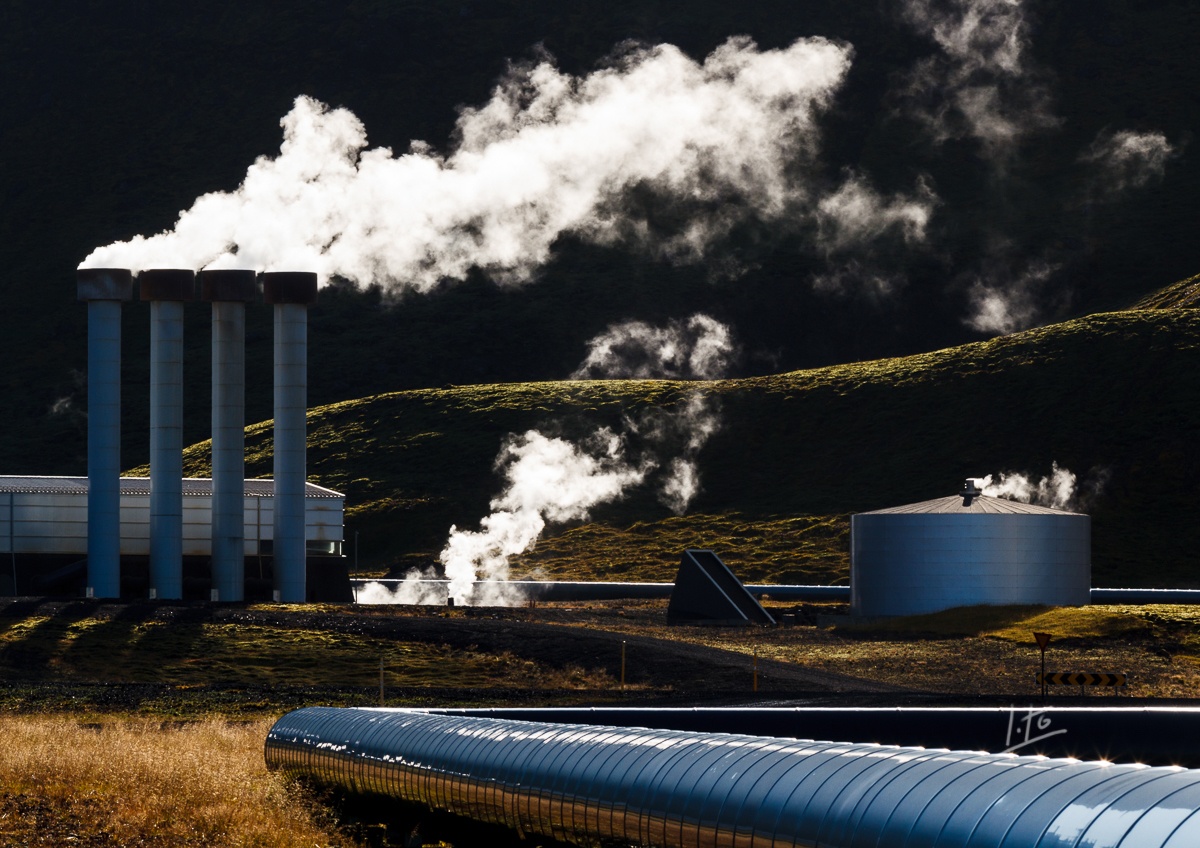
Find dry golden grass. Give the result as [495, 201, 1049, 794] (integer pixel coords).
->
[0, 716, 352, 847]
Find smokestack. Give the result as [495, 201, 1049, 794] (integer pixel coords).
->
[262, 272, 317, 603]
[77, 268, 134, 599]
[139, 269, 195, 600]
[199, 270, 258, 602]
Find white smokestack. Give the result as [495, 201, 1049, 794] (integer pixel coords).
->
[262, 272, 317, 603]
[77, 268, 134, 599]
[139, 269, 195, 600]
[200, 269, 258, 602]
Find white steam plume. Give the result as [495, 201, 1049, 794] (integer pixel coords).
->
[571, 313, 735, 380]
[82, 37, 856, 284]
[363, 316, 733, 606]
[897, 0, 1057, 157]
[975, 462, 1109, 511]
[815, 173, 935, 254]
[438, 429, 650, 605]
[1080, 129, 1178, 196]
[965, 258, 1058, 334]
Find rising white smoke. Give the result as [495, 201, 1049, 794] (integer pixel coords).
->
[977, 462, 1077, 509]
[571, 313, 735, 380]
[897, 0, 1058, 158]
[965, 258, 1059, 334]
[975, 462, 1109, 511]
[438, 429, 651, 605]
[1080, 129, 1178, 196]
[361, 316, 732, 606]
[81, 37, 869, 284]
[814, 173, 935, 254]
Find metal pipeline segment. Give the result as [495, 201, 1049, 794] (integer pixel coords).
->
[351, 579, 851, 602]
[266, 707, 1200, 847]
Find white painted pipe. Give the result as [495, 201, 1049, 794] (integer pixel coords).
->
[200, 270, 257, 602]
[141, 270, 194, 600]
[77, 269, 133, 599]
[263, 273, 317, 603]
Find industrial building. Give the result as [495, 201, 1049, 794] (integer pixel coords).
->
[66, 267, 345, 602]
[851, 480, 1091, 616]
[0, 475, 344, 598]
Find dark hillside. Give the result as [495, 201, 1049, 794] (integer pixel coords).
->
[2, 0, 1198, 475]
[160, 308, 1200, 589]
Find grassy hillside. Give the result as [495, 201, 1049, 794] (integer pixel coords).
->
[4, 0, 1200, 477]
[153, 307, 1200, 589]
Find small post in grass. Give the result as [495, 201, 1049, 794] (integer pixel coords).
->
[620, 641, 627, 691]
[379, 657, 385, 707]
[753, 648, 759, 693]
[1034, 632, 1052, 701]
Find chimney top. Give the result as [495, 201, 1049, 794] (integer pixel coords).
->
[199, 269, 259, 303]
[77, 268, 134, 302]
[138, 269, 196, 302]
[262, 272, 318, 305]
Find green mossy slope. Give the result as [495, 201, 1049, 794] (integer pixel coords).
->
[152, 308, 1200, 588]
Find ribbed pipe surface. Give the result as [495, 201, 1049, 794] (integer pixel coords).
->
[211, 300, 247, 600]
[85, 300, 123, 598]
[273, 302, 307, 602]
[266, 707, 1200, 848]
[148, 299, 185, 598]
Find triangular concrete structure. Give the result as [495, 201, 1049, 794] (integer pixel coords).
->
[667, 549, 775, 626]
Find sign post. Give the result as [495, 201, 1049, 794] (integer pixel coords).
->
[1034, 632, 1052, 701]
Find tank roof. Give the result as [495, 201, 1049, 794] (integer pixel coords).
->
[859, 493, 1084, 516]
[0, 475, 342, 498]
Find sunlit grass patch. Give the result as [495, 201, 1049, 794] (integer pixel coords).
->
[0, 716, 352, 847]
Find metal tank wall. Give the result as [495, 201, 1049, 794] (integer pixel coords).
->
[266, 707, 1200, 848]
[851, 512, 1091, 616]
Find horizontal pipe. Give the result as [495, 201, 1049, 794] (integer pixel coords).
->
[1090, 588, 1200, 604]
[266, 708, 1200, 848]
[432, 706, 1200, 768]
[353, 581, 1200, 607]
[351, 579, 851, 603]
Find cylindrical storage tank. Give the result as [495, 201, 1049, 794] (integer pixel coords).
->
[851, 487, 1091, 616]
[200, 269, 258, 602]
[263, 272, 317, 603]
[77, 268, 134, 599]
[265, 708, 1200, 848]
[140, 269, 195, 600]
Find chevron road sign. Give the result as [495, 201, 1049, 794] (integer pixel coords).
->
[1037, 672, 1127, 694]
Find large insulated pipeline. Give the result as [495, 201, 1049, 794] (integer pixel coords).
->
[267, 707, 1200, 848]
[200, 270, 258, 602]
[262, 272, 317, 603]
[77, 268, 133, 599]
[140, 269, 195, 600]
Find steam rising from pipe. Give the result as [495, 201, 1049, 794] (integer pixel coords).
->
[363, 316, 733, 606]
[975, 462, 1110, 511]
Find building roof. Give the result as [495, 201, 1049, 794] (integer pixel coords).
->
[0, 476, 343, 498]
[859, 493, 1084, 516]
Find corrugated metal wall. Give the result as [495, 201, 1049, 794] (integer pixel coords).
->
[0, 488, 342, 557]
